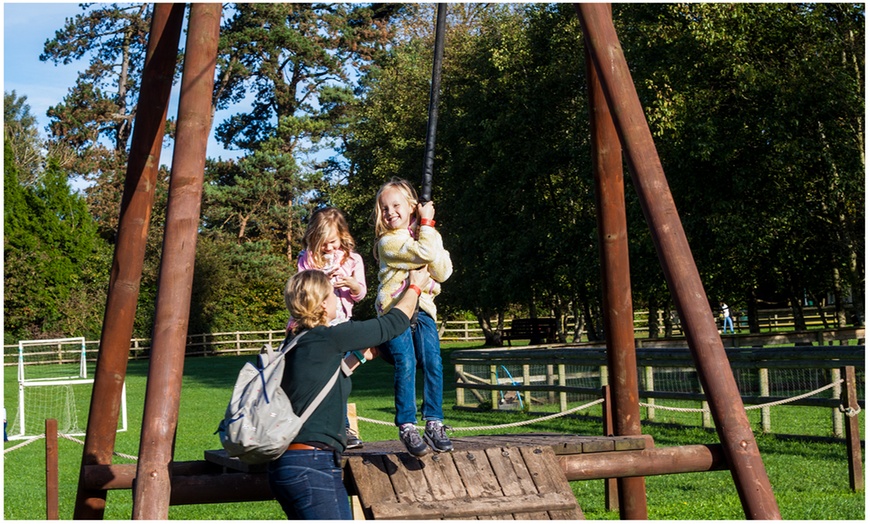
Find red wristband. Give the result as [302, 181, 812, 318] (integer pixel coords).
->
[419, 218, 436, 227]
[408, 284, 422, 296]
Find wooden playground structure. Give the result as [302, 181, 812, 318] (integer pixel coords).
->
[71, 3, 796, 519]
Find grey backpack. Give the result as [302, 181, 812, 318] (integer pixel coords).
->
[217, 331, 341, 464]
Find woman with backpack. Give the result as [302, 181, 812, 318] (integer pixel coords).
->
[270, 267, 429, 519]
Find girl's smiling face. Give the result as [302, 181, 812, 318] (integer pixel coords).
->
[378, 186, 414, 231]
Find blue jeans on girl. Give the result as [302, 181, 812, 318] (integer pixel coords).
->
[380, 310, 444, 426]
[267, 449, 351, 520]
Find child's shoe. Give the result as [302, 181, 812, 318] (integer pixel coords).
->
[424, 420, 453, 453]
[346, 426, 363, 449]
[399, 423, 430, 457]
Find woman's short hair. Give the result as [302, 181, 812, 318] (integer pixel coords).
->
[284, 270, 332, 331]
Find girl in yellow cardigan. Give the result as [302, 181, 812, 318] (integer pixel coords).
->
[373, 178, 453, 456]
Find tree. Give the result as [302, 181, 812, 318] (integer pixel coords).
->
[615, 3, 864, 330]
[4, 139, 110, 342]
[40, 3, 154, 233]
[4, 91, 43, 185]
[340, 4, 603, 342]
[204, 3, 406, 261]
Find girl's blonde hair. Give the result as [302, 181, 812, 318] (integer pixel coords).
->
[302, 207, 356, 268]
[372, 177, 418, 241]
[284, 270, 333, 332]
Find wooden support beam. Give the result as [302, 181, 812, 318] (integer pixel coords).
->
[82, 463, 270, 505]
[574, 4, 780, 518]
[132, 4, 221, 519]
[559, 444, 728, 481]
[81, 443, 728, 505]
[74, 4, 185, 519]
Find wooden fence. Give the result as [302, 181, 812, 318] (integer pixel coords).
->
[3, 317, 864, 368]
[451, 337, 865, 440]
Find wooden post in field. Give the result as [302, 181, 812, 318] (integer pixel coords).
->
[842, 366, 863, 492]
[601, 385, 619, 512]
[759, 368, 771, 433]
[585, 14, 647, 514]
[831, 368, 844, 438]
[46, 418, 59, 520]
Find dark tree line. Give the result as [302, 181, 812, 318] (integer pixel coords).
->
[4, 3, 863, 344]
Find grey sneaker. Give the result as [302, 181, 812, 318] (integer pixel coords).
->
[399, 423, 430, 457]
[424, 420, 453, 452]
[346, 426, 363, 449]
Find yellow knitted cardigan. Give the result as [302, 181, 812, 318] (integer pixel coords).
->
[375, 224, 453, 321]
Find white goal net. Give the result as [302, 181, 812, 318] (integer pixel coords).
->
[7, 337, 127, 440]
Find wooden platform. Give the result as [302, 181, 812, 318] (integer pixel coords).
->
[344, 434, 646, 520]
[205, 434, 649, 519]
[348, 445, 582, 520]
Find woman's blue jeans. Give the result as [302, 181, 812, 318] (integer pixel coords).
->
[267, 449, 351, 520]
[381, 310, 444, 426]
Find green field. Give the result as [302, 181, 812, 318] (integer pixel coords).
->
[3, 347, 865, 520]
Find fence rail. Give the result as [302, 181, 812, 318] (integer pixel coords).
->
[3, 318, 863, 368]
[451, 341, 865, 440]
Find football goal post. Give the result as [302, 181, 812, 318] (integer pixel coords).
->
[7, 337, 128, 440]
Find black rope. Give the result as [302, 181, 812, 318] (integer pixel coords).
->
[419, 3, 447, 204]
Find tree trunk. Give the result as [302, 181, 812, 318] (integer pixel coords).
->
[746, 288, 761, 334]
[789, 290, 807, 331]
[663, 302, 674, 338]
[572, 302, 585, 342]
[475, 308, 503, 346]
[647, 293, 660, 339]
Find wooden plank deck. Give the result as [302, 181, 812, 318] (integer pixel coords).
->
[348, 446, 583, 520]
[342, 434, 648, 520]
[205, 434, 649, 519]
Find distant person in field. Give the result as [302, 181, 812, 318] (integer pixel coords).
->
[372, 177, 453, 457]
[720, 301, 735, 334]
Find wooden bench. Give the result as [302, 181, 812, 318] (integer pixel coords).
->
[502, 318, 558, 346]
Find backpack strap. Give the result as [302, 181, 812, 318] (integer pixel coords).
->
[298, 365, 342, 425]
[278, 329, 309, 357]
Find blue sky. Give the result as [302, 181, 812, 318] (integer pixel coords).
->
[2, 1, 243, 164]
[3, 2, 84, 134]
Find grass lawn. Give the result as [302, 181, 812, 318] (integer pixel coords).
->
[3, 342, 865, 520]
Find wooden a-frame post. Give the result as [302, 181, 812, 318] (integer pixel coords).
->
[585, 4, 648, 518]
[575, 4, 781, 519]
[73, 4, 185, 518]
[131, 3, 221, 519]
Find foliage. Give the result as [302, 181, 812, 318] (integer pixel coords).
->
[3, 91, 43, 184]
[188, 237, 293, 334]
[204, 3, 407, 260]
[615, 3, 865, 325]
[3, 140, 110, 343]
[14, 3, 865, 343]
[40, 2, 153, 219]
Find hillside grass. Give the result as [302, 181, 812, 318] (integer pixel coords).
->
[3, 343, 865, 520]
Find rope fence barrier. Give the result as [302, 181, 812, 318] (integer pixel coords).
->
[3, 378, 860, 459]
